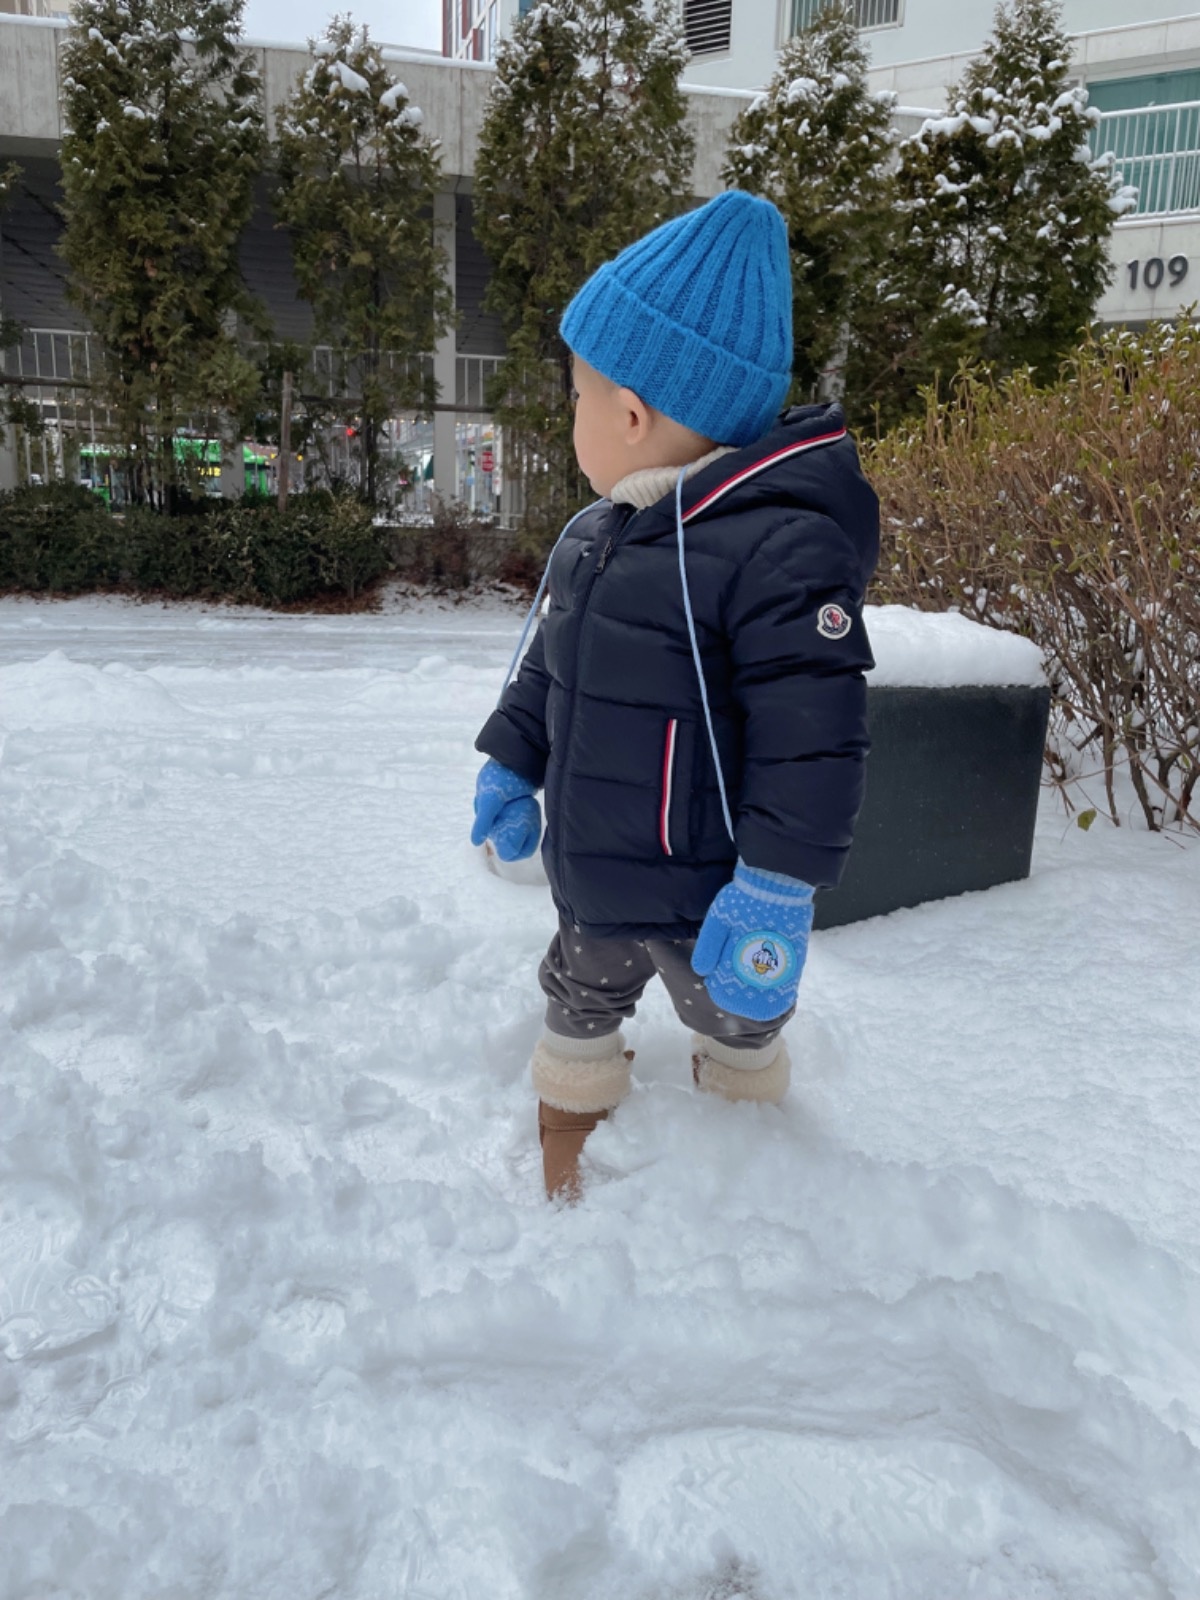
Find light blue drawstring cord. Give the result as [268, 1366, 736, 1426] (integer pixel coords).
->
[676, 466, 736, 844]
[498, 501, 598, 697]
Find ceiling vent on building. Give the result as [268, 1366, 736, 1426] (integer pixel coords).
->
[684, 0, 733, 57]
[791, 0, 900, 32]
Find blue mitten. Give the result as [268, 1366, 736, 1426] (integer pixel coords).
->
[471, 758, 542, 862]
[692, 861, 815, 1023]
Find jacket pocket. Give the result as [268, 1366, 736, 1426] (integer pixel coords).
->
[659, 718, 695, 858]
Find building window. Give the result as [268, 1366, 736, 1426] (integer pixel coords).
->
[1087, 69, 1200, 114]
[790, 0, 900, 34]
[683, 0, 732, 57]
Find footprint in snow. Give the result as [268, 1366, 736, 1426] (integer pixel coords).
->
[0, 1175, 119, 1363]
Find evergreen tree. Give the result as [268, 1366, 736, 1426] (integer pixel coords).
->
[474, 0, 693, 528]
[723, 4, 895, 403]
[59, 0, 264, 504]
[274, 18, 453, 505]
[847, 0, 1135, 430]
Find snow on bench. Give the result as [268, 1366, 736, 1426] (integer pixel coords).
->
[865, 605, 1046, 689]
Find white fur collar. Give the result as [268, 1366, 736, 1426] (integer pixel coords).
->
[608, 445, 735, 510]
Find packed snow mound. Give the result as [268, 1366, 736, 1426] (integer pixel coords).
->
[865, 603, 1046, 687]
[0, 650, 193, 731]
[0, 595, 1197, 1600]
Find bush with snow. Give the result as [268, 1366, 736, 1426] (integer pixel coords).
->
[473, 0, 692, 539]
[274, 18, 453, 506]
[723, 3, 896, 403]
[59, 0, 264, 506]
[847, 0, 1133, 429]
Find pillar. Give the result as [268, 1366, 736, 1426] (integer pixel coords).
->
[218, 436, 242, 499]
[0, 428, 20, 491]
[433, 188, 458, 504]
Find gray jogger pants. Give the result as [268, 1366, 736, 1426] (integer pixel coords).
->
[539, 918, 791, 1051]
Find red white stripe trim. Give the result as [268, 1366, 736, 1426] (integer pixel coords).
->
[682, 428, 847, 524]
[660, 718, 678, 857]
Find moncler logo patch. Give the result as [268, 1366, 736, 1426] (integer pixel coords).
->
[817, 603, 852, 640]
[733, 932, 797, 990]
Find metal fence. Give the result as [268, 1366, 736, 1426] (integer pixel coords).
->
[1093, 101, 1200, 219]
[456, 354, 503, 412]
[0, 331, 517, 515]
[789, 0, 900, 35]
[2, 328, 111, 482]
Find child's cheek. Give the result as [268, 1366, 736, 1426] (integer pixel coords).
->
[573, 403, 595, 480]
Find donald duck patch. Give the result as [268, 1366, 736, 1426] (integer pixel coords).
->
[732, 932, 798, 990]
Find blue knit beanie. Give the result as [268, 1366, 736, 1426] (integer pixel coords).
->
[561, 190, 793, 448]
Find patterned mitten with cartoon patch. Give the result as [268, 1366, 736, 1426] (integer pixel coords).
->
[692, 861, 814, 1023]
[471, 759, 542, 862]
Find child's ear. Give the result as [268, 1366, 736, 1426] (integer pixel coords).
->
[616, 386, 652, 445]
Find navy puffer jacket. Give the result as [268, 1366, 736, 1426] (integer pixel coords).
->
[476, 402, 879, 938]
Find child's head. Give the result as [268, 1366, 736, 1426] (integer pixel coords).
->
[562, 190, 793, 496]
[568, 354, 715, 499]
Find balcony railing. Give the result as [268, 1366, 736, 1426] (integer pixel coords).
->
[1093, 101, 1200, 218]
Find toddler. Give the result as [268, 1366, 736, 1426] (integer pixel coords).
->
[471, 191, 879, 1200]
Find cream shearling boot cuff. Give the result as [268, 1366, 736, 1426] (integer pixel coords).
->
[691, 1033, 791, 1104]
[532, 1031, 632, 1114]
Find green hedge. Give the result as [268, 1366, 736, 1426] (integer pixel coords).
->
[0, 486, 389, 606]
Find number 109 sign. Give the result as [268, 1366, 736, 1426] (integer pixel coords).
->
[1126, 256, 1190, 292]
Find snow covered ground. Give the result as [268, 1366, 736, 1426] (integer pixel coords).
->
[2, 593, 1199, 1600]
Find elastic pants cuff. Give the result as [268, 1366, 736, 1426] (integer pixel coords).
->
[701, 1034, 783, 1070]
[542, 1028, 626, 1061]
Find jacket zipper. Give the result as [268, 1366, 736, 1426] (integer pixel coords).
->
[660, 718, 679, 857]
[554, 509, 636, 923]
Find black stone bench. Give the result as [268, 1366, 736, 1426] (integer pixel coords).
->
[815, 683, 1051, 930]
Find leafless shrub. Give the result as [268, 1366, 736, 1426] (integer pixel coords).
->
[865, 321, 1200, 831]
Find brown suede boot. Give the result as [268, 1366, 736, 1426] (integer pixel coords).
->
[538, 1102, 610, 1203]
[531, 1036, 635, 1203]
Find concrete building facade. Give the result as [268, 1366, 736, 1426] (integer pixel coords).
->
[677, 0, 1200, 93]
[0, 1, 69, 17]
